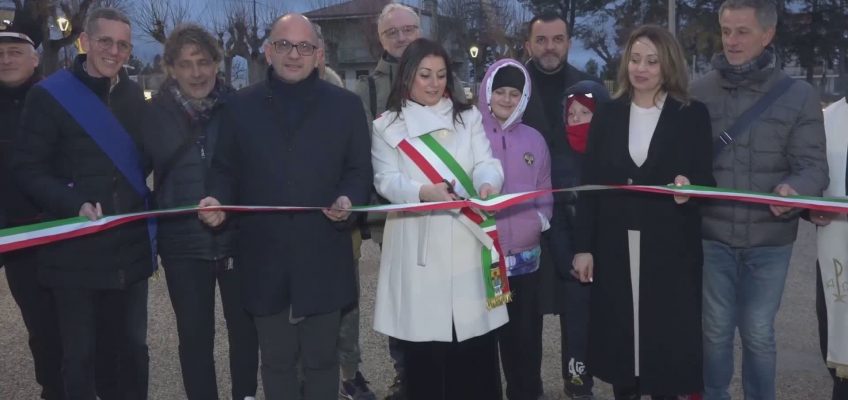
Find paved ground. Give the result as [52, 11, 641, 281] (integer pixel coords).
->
[0, 221, 833, 399]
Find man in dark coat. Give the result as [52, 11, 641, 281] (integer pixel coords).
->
[521, 11, 598, 400]
[0, 28, 65, 400]
[199, 13, 372, 400]
[11, 8, 151, 399]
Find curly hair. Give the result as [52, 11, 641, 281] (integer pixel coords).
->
[162, 24, 223, 67]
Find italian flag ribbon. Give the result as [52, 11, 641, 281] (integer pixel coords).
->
[397, 133, 511, 309]
[4, 184, 848, 264]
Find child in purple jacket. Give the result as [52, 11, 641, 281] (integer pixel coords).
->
[478, 58, 553, 400]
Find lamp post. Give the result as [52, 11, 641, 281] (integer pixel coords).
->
[469, 45, 479, 98]
[57, 16, 71, 67]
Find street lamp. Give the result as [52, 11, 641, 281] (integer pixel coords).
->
[57, 16, 72, 67]
[57, 16, 70, 33]
[469, 45, 480, 98]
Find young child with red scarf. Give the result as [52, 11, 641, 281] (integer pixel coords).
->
[564, 80, 611, 154]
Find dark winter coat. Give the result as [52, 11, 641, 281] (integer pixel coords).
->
[144, 83, 235, 260]
[209, 68, 372, 318]
[11, 55, 153, 289]
[574, 96, 715, 394]
[522, 60, 598, 314]
[0, 73, 42, 229]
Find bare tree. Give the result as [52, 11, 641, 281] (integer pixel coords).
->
[439, 0, 526, 72]
[133, 0, 191, 44]
[213, 0, 285, 85]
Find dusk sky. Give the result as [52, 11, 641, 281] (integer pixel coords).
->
[131, 0, 598, 70]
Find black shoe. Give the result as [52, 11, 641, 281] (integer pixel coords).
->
[564, 376, 594, 399]
[384, 374, 406, 400]
[341, 372, 377, 400]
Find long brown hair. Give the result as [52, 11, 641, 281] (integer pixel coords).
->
[385, 38, 471, 125]
[614, 25, 690, 105]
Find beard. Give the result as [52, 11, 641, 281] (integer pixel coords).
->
[534, 52, 567, 72]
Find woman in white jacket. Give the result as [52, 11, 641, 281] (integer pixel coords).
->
[371, 38, 507, 399]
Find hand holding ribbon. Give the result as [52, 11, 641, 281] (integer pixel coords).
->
[770, 183, 798, 216]
[673, 175, 691, 204]
[478, 183, 497, 200]
[420, 181, 456, 202]
[323, 196, 352, 222]
[198, 196, 225, 227]
[78, 202, 103, 221]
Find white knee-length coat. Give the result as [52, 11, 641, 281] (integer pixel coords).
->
[371, 98, 508, 342]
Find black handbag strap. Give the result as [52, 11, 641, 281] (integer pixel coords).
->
[713, 76, 796, 159]
[368, 75, 377, 119]
[155, 122, 204, 189]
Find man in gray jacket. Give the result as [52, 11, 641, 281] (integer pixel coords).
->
[691, 1, 828, 399]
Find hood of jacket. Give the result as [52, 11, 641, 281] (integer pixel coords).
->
[477, 58, 531, 133]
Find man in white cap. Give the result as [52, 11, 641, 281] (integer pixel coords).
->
[0, 26, 65, 400]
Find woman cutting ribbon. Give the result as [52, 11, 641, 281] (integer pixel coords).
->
[370, 38, 507, 400]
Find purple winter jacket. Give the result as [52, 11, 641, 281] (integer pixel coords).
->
[478, 59, 553, 261]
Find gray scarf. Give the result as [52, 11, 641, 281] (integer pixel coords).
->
[711, 46, 775, 84]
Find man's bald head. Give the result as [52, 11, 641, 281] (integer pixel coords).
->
[269, 13, 320, 44]
[264, 13, 323, 83]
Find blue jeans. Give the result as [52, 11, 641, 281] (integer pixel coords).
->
[702, 240, 793, 400]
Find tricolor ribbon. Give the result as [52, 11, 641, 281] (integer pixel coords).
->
[3, 184, 848, 255]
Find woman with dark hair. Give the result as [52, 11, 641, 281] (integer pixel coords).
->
[371, 38, 506, 399]
[143, 24, 258, 400]
[571, 25, 714, 399]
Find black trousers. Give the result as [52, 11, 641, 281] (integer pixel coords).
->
[255, 308, 341, 400]
[498, 272, 543, 400]
[401, 328, 502, 400]
[162, 257, 259, 399]
[53, 279, 149, 400]
[560, 274, 593, 394]
[612, 378, 678, 400]
[4, 248, 64, 400]
[816, 263, 848, 400]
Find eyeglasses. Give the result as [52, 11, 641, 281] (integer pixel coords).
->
[271, 39, 318, 56]
[381, 25, 419, 40]
[93, 36, 133, 54]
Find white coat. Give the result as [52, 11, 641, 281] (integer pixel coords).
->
[371, 98, 508, 342]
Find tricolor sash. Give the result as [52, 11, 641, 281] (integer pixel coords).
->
[39, 69, 157, 269]
[397, 131, 511, 308]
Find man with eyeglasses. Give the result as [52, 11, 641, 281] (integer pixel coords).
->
[198, 13, 372, 400]
[12, 8, 152, 399]
[0, 24, 67, 400]
[521, 11, 599, 400]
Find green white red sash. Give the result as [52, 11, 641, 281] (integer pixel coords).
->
[397, 132, 512, 309]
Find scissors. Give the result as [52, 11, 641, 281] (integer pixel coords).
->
[442, 179, 466, 200]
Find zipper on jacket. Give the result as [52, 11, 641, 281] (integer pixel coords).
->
[500, 132, 513, 250]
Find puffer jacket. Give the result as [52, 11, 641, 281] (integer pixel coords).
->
[144, 81, 235, 260]
[12, 55, 153, 289]
[0, 73, 42, 229]
[477, 59, 553, 260]
[691, 65, 828, 247]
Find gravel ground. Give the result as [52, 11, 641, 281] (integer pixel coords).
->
[0, 221, 832, 399]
